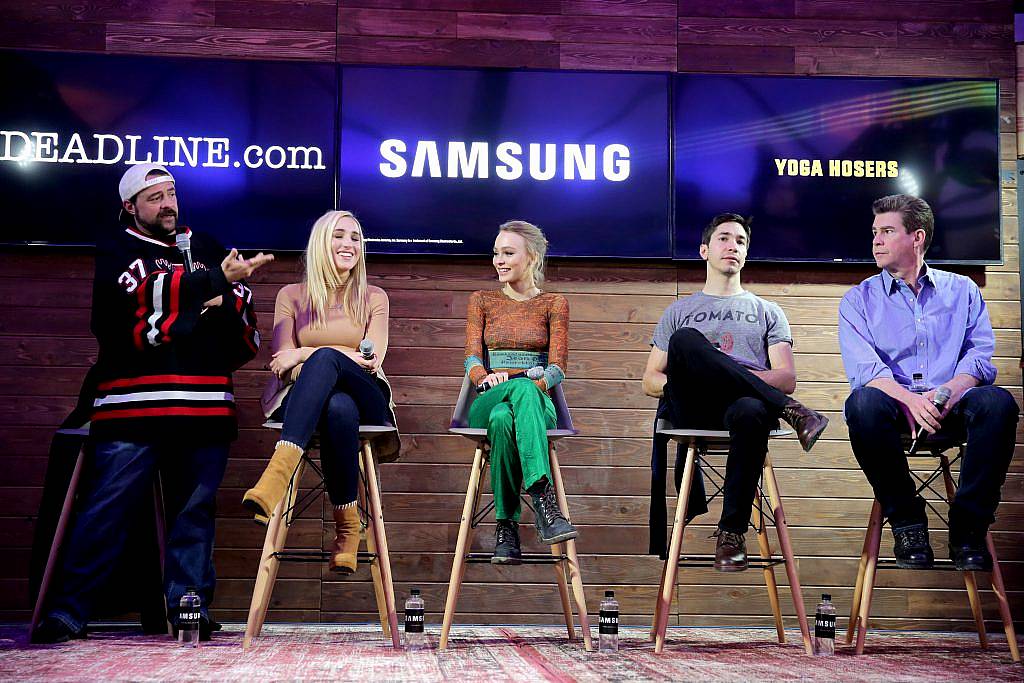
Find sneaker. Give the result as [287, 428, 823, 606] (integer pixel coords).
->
[492, 519, 522, 565]
[529, 481, 578, 545]
[779, 400, 829, 452]
[30, 616, 86, 644]
[713, 529, 748, 572]
[892, 522, 934, 569]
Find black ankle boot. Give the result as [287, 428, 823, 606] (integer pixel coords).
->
[949, 526, 992, 571]
[892, 522, 934, 569]
[529, 481, 578, 545]
[492, 519, 522, 565]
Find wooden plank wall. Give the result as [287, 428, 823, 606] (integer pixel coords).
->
[0, 1, 1020, 633]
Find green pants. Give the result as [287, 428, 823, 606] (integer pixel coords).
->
[468, 378, 557, 521]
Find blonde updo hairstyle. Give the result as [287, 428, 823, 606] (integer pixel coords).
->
[499, 219, 549, 288]
[304, 210, 369, 329]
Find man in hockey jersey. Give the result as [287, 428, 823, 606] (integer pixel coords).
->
[32, 163, 273, 643]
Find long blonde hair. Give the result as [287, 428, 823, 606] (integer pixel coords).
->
[499, 219, 549, 287]
[304, 210, 369, 329]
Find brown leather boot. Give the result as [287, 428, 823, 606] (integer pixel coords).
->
[714, 529, 748, 572]
[329, 504, 361, 574]
[242, 441, 303, 519]
[779, 400, 829, 452]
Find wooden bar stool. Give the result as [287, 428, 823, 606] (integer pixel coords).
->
[439, 376, 593, 651]
[846, 435, 1020, 662]
[242, 423, 400, 649]
[651, 420, 812, 655]
[29, 426, 171, 637]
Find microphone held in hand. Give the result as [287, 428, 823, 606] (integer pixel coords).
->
[359, 339, 375, 360]
[909, 385, 952, 454]
[175, 232, 194, 273]
[477, 366, 544, 393]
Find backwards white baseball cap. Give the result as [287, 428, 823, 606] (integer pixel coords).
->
[118, 162, 175, 223]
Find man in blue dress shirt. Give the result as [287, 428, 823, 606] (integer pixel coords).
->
[839, 194, 1018, 571]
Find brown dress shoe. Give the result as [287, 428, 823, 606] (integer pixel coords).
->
[329, 504, 361, 574]
[779, 400, 829, 452]
[714, 530, 747, 572]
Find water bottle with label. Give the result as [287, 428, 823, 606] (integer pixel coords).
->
[404, 588, 426, 650]
[599, 590, 619, 652]
[813, 593, 836, 656]
[178, 587, 201, 648]
[910, 372, 927, 394]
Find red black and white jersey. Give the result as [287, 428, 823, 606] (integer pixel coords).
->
[89, 224, 260, 443]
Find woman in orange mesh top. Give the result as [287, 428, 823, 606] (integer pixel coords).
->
[464, 220, 577, 565]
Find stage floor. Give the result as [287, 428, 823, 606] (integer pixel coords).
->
[1, 624, 1020, 681]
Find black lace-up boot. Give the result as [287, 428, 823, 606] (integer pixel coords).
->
[529, 480, 578, 545]
[892, 522, 934, 569]
[492, 519, 522, 565]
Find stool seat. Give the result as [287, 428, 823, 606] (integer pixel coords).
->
[439, 374, 592, 651]
[243, 421, 400, 649]
[650, 418, 811, 655]
[449, 427, 577, 440]
[847, 441, 1020, 663]
[262, 421, 397, 437]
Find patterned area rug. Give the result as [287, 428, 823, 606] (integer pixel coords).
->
[1, 624, 1020, 681]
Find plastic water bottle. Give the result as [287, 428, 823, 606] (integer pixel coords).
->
[599, 590, 619, 652]
[404, 588, 426, 650]
[813, 593, 836, 656]
[178, 587, 201, 648]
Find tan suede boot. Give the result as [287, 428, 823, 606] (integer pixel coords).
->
[329, 504, 361, 574]
[242, 440, 303, 519]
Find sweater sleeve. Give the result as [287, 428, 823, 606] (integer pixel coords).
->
[542, 294, 569, 389]
[464, 290, 487, 385]
[365, 288, 390, 363]
[273, 286, 299, 354]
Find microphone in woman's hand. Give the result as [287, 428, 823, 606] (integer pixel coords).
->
[477, 366, 544, 393]
[359, 339, 375, 360]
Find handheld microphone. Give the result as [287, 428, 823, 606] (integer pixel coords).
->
[359, 339, 375, 360]
[175, 232, 194, 273]
[909, 385, 951, 454]
[477, 366, 544, 393]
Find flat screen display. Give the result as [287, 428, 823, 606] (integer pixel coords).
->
[339, 66, 671, 257]
[674, 74, 1001, 263]
[0, 50, 336, 249]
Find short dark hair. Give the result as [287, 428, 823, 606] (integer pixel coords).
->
[872, 194, 934, 253]
[701, 212, 752, 246]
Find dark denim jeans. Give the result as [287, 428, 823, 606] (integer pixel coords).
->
[280, 348, 390, 505]
[664, 328, 789, 534]
[47, 439, 229, 632]
[845, 385, 1018, 533]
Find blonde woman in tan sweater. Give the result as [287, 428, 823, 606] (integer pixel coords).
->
[243, 210, 398, 573]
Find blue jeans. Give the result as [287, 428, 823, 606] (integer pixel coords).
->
[846, 385, 1019, 533]
[47, 440, 229, 632]
[280, 348, 390, 505]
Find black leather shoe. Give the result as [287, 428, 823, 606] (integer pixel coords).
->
[949, 529, 993, 571]
[492, 519, 522, 565]
[892, 522, 934, 569]
[530, 482, 578, 545]
[779, 400, 829, 452]
[713, 529, 748, 572]
[30, 617, 86, 644]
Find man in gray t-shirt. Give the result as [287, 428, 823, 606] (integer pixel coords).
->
[643, 213, 827, 572]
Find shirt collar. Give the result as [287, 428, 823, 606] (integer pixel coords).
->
[881, 262, 931, 295]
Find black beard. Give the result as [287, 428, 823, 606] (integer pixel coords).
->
[136, 212, 177, 237]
